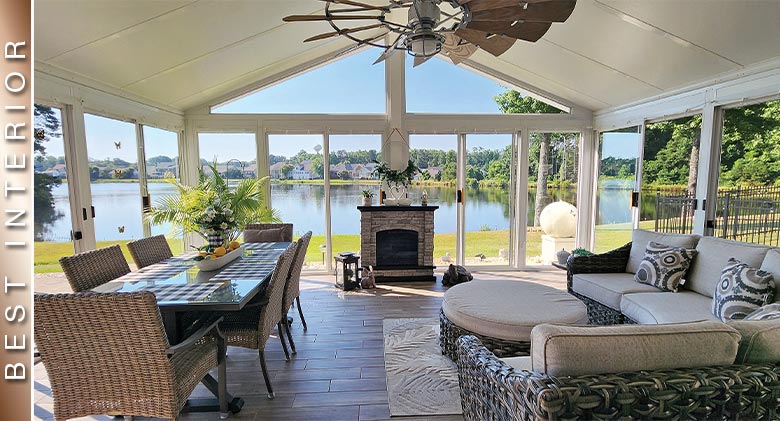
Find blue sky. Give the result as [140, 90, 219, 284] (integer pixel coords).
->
[41, 49, 614, 163]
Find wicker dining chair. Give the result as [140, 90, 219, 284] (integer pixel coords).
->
[218, 244, 296, 399]
[243, 223, 293, 242]
[34, 292, 228, 420]
[281, 231, 313, 354]
[58, 244, 131, 292]
[126, 234, 174, 268]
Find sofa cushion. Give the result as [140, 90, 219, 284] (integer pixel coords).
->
[627, 230, 700, 274]
[759, 249, 780, 303]
[635, 242, 697, 292]
[500, 356, 533, 372]
[530, 322, 741, 377]
[712, 258, 775, 321]
[571, 273, 660, 311]
[685, 237, 770, 297]
[727, 319, 780, 364]
[620, 291, 719, 324]
[744, 303, 780, 321]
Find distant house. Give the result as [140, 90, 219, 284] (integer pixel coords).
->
[243, 163, 257, 178]
[269, 162, 287, 179]
[292, 161, 312, 180]
[45, 163, 68, 178]
[414, 166, 442, 180]
[147, 162, 177, 178]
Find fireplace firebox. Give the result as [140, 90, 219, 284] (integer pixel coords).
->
[376, 229, 419, 267]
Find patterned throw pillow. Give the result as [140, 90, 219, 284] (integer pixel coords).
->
[744, 303, 780, 321]
[634, 242, 697, 292]
[713, 258, 775, 321]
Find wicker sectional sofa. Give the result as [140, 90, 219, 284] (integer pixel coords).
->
[455, 230, 780, 420]
[567, 230, 780, 325]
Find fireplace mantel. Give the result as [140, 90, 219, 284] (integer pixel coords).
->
[359, 206, 437, 282]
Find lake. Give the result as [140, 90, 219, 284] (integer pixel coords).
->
[37, 181, 644, 241]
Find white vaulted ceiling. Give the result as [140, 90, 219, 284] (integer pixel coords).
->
[35, 0, 780, 113]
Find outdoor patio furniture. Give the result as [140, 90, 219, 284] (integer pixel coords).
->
[567, 229, 780, 325]
[440, 280, 587, 359]
[456, 324, 780, 420]
[126, 234, 173, 268]
[282, 231, 312, 354]
[58, 244, 131, 292]
[217, 244, 296, 399]
[243, 223, 293, 242]
[34, 291, 229, 420]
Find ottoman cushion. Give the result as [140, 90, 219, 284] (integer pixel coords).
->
[442, 280, 587, 342]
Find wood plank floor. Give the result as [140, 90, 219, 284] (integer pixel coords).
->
[34, 270, 566, 421]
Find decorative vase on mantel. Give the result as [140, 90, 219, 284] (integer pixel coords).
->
[362, 196, 373, 206]
[207, 231, 225, 248]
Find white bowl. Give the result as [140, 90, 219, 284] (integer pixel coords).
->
[195, 245, 243, 272]
[397, 198, 413, 206]
[384, 198, 398, 206]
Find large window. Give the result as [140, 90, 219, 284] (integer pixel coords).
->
[212, 50, 385, 114]
[595, 127, 640, 252]
[526, 132, 579, 265]
[328, 134, 382, 261]
[268, 134, 326, 270]
[716, 99, 780, 245]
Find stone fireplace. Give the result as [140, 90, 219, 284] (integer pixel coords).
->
[359, 206, 438, 282]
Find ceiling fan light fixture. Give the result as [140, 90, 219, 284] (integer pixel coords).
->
[405, 30, 444, 57]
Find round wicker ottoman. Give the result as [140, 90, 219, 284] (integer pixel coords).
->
[440, 280, 587, 359]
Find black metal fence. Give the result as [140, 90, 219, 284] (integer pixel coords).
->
[653, 185, 780, 246]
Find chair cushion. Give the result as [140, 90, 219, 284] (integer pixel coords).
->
[745, 303, 780, 320]
[571, 273, 660, 311]
[441, 280, 587, 342]
[500, 356, 533, 372]
[727, 319, 780, 364]
[759, 249, 780, 303]
[627, 230, 700, 274]
[712, 258, 775, 321]
[620, 291, 719, 324]
[530, 322, 741, 377]
[244, 228, 286, 243]
[685, 237, 770, 297]
[634, 242, 697, 292]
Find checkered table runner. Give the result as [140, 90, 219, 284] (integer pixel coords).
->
[118, 265, 188, 281]
[242, 249, 283, 262]
[211, 263, 276, 280]
[243, 242, 289, 251]
[160, 252, 198, 265]
[141, 282, 224, 302]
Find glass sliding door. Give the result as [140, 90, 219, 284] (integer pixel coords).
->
[83, 113, 143, 256]
[267, 134, 326, 271]
[595, 127, 641, 252]
[143, 126, 183, 255]
[463, 134, 515, 266]
[525, 132, 580, 265]
[34, 105, 79, 274]
[409, 134, 459, 266]
[328, 134, 381, 262]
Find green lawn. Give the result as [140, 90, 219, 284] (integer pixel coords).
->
[35, 227, 635, 273]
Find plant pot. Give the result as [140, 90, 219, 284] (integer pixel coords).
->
[207, 231, 225, 248]
[362, 197, 373, 206]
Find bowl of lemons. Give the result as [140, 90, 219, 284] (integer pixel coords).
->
[193, 241, 243, 272]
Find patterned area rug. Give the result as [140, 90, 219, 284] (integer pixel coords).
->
[383, 318, 462, 417]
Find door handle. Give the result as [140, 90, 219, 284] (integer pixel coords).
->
[457, 189, 464, 204]
[91, 206, 95, 218]
[82, 208, 87, 221]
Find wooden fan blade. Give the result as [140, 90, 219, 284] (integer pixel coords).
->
[469, 1, 576, 23]
[315, 0, 390, 11]
[373, 34, 404, 64]
[464, 21, 551, 42]
[304, 23, 384, 42]
[283, 14, 380, 22]
[413, 55, 434, 67]
[455, 28, 515, 56]
[442, 33, 478, 64]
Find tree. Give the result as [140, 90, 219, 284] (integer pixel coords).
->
[337, 170, 351, 180]
[495, 91, 563, 225]
[280, 164, 294, 180]
[34, 105, 64, 233]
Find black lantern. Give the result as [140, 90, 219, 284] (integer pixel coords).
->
[334, 253, 361, 291]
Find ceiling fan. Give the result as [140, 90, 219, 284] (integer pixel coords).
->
[283, 0, 577, 66]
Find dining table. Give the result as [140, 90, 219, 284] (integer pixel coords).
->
[92, 241, 293, 415]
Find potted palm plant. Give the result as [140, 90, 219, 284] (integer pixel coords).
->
[361, 189, 375, 206]
[145, 162, 280, 253]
